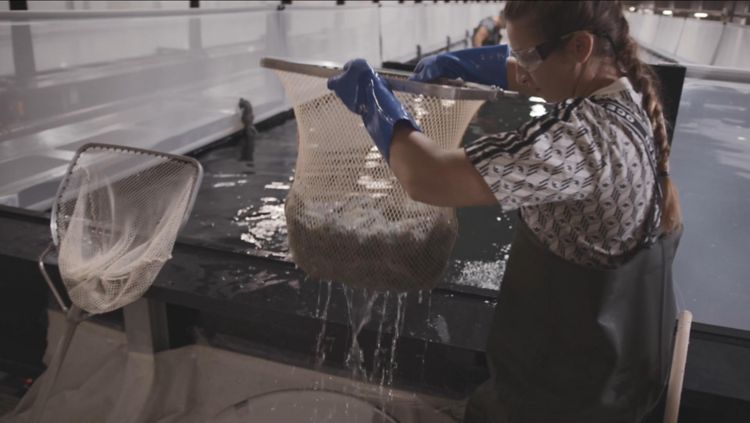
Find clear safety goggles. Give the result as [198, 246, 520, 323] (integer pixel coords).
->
[510, 32, 575, 72]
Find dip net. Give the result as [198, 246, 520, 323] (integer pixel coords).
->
[264, 58, 494, 292]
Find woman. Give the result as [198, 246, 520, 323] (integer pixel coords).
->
[328, 1, 683, 421]
[472, 10, 506, 47]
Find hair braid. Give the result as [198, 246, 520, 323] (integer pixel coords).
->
[616, 29, 683, 234]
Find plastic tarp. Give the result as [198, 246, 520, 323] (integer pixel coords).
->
[3, 311, 461, 423]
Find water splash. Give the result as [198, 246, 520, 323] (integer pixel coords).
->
[420, 293, 433, 383]
[235, 196, 287, 251]
[386, 292, 408, 387]
[451, 242, 511, 290]
[315, 278, 324, 318]
[370, 292, 390, 386]
[305, 285, 419, 411]
[343, 287, 379, 379]
[314, 281, 333, 369]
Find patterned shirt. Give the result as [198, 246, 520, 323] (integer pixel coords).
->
[465, 77, 661, 268]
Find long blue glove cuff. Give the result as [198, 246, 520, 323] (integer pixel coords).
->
[328, 59, 421, 163]
[361, 77, 420, 163]
[411, 44, 510, 89]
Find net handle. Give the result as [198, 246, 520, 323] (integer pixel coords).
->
[39, 242, 70, 312]
[49, 142, 204, 247]
[260, 57, 522, 101]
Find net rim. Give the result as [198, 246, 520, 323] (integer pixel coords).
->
[50, 142, 204, 247]
[261, 56, 521, 101]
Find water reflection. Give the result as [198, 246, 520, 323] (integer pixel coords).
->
[464, 95, 547, 140]
[450, 257, 507, 291]
[264, 181, 291, 190]
[235, 196, 288, 251]
[212, 179, 248, 188]
[529, 103, 547, 117]
[181, 120, 299, 255]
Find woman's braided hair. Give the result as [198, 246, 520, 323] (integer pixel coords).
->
[505, 0, 682, 234]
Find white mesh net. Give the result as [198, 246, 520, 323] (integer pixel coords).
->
[53, 144, 202, 314]
[272, 67, 485, 292]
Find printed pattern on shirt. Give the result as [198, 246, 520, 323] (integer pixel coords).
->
[465, 82, 660, 268]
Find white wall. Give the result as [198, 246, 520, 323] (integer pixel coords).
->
[27, 1, 191, 10]
[200, 1, 275, 8]
[627, 12, 660, 46]
[713, 23, 750, 69]
[627, 11, 750, 71]
[0, 23, 12, 76]
[651, 15, 684, 55]
[30, 16, 191, 72]
[282, 3, 381, 64]
[3, 2, 505, 75]
[379, 1, 500, 63]
[379, 3, 421, 63]
[1, 6, 286, 121]
[674, 19, 725, 64]
[2, 2, 504, 81]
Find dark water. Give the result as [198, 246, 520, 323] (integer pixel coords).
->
[669, 79, 750, 331]
[182, 95, 548, 292]
[181, 122, 297, 257]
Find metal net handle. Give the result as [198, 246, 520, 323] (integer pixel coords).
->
[260, 57, 522, 101]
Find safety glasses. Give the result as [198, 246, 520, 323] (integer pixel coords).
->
[510, 32, 575, 72]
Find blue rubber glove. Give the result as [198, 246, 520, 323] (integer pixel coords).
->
[327, 59, 420, 163]
[410, 44, 510, 89]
